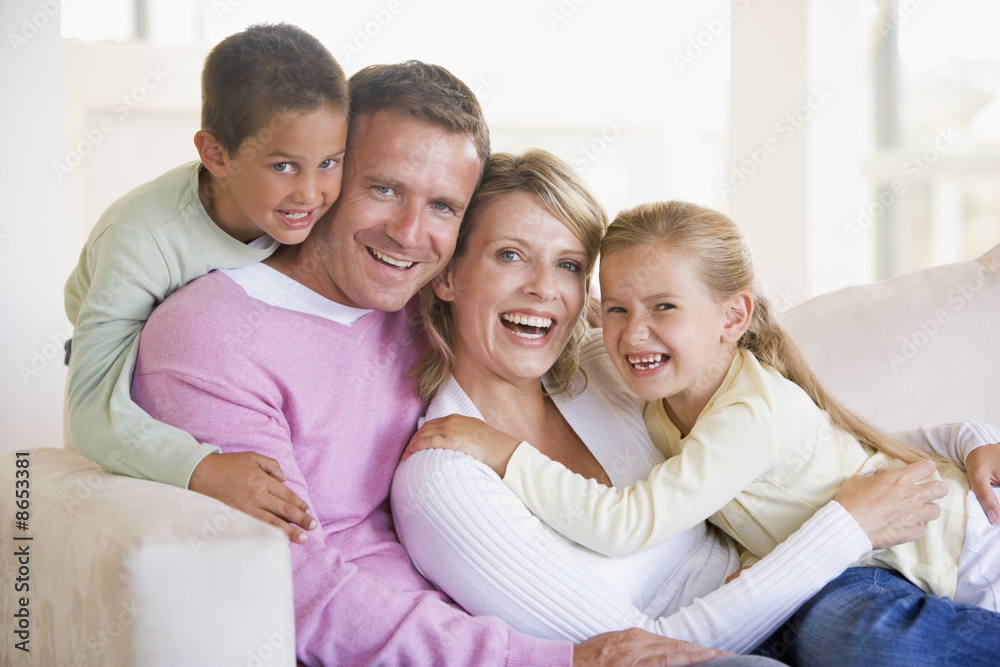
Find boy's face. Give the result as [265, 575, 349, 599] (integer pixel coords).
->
[309, 109, 482, 312]
[209, 106, 348, 244]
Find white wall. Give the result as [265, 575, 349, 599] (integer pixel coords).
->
[3, 0, 740, 454]
[0, 0, 68, 453]
[4, 1, 996, 454]
[727, 0, 870, 308]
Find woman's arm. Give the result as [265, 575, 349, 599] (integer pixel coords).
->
[392, 449, 943, 654]
[893, 421, 1000, 524]
[892, 421, 1000, 463]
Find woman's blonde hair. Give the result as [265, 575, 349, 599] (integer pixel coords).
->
[413, 149, 608, 401]
[602, 200, 932, 464]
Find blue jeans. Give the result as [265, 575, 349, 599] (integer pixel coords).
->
[752, 567, 1000, 666]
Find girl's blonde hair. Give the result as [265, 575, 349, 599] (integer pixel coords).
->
[413, 149, 608, 401]
[602, 200, 932, 464]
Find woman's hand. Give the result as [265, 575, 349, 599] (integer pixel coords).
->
[403, 414, 521, 476]
[724, 567, 748, 585]
[966, 442, 1000, 524]
[834, 459, 948, 550]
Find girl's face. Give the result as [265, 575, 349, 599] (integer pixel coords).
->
[434, 191, 589, 387]
[599, 242, 738, 408]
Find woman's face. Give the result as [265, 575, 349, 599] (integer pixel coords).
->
[434, 191, 589, 386]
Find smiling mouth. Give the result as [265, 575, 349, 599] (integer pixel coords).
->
[369, 248, 414, 269]
[278, 210, 315, 228]
[627, 353, 669, 370]
[501, 313, 553, 339]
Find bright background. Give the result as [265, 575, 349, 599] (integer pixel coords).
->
[2, 0, 998, 452]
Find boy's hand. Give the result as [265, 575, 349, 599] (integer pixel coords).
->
[189, 452, 317, 543]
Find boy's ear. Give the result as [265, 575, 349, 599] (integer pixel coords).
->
[721, 291, 753, 343]
[194, 130, 229, 179]
[432, 265, 456, 302]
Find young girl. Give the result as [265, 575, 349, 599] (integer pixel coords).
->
[407, 200, 1000, 609]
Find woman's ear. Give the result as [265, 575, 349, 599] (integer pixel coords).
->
[194, 130, 230, 179]
[721, 291, 753, 343]
[432, 266, 456, 302]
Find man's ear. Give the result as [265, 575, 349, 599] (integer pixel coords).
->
[721, 291, 753, 343]
[432, 266, 456, 302]
[194, 130, 230, 179]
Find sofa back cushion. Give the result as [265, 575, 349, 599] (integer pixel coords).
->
[783, 244, 1000, 433]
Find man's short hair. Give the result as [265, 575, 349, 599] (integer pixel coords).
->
[348, 61, 490, 173]
[201, 23, 350, 155]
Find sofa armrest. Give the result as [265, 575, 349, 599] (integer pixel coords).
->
[1, 448, 295, 666]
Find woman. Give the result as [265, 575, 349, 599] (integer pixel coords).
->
[390, 149, 999, 659]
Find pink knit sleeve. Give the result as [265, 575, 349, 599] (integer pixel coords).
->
[131, 290, 571, 667]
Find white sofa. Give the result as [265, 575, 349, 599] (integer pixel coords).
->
[2, 244, 998, 666]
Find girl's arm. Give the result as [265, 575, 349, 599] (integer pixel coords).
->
[393, 448, 936, 654]
[525, 400, 775, 557]
[406, 404, 773, 558]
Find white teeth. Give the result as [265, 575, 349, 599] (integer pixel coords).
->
[501, 313, 553, 329]
[371, 249, 414, 268]
[281, 211, 309, 219]
[628, 354, 668, 370]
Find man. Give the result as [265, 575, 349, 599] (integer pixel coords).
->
[131, 60, 734, 667]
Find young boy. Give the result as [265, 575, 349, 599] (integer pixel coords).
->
[64, 23, 349, 544]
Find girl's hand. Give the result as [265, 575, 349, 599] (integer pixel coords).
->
[966, 443, 1000, 525]
[724, 567, 748, 585]
[403, 414, 521, 476]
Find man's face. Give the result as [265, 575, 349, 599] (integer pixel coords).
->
[315, 109, 482, 312]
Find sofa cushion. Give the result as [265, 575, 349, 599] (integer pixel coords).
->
[0, 448, 295, 667]
[783, 244, 1000, 433]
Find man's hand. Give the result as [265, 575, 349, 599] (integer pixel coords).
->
[189, 452, 317, 543]
[834, 459, 946, 550]
[573, 628, 729, 666]
[966, 442, 1000, 524]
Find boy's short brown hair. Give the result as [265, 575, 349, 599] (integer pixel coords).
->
[201, 23, 349, 155]
[347, 61, 490, 175]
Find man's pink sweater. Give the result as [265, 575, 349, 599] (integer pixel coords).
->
[132, 271, 570, 666]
